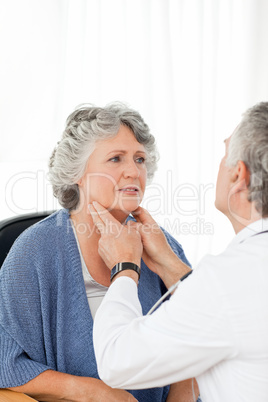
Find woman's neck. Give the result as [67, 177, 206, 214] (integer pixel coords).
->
[70, 207, 129, 286]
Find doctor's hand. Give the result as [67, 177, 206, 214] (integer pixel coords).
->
[133, 207, 191, 288]
[89, 202, 143, 271]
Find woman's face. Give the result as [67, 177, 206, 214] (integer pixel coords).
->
[78, 125, 147, 220]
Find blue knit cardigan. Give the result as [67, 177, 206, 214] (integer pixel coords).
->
[0, 209, 190, 401]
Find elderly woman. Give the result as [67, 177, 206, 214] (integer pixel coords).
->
[0, 103, 197, 401]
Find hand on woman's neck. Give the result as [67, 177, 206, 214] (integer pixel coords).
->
[70, 206, 130, 244]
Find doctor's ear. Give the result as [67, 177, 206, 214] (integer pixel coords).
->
[231, 161, 250, 190]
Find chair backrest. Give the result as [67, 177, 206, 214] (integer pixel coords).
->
[0, 211, 55, 268]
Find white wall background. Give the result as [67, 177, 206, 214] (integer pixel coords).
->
[1, 0, 268, 266]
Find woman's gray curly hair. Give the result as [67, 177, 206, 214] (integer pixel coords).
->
[49, 103, 159, 211]
[227, 101, 268, 216]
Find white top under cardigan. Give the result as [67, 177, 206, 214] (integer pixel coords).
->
[71, 222, 107, 319]
[93, 219, 268, 402]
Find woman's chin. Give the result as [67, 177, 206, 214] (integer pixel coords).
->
[110, 204, 140, 222]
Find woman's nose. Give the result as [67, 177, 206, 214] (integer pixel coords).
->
[123, 161, 140, 178]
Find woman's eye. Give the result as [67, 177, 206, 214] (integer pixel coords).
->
[109, 156, 120, 162]
[136, 157, 145, 164]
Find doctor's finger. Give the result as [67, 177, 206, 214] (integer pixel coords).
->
[126, 220, 142, 233]
[133, 206, 158, 226]
[92, 201, 122, 228]
[88, 203, 106, 234]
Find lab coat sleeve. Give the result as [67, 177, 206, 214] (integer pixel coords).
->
[93, 270, 235, 390]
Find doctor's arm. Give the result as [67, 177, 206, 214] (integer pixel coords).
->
[93, 270, 231, 391]
[89, 204, 204, 398]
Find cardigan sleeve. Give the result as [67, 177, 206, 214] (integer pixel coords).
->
[0, 325, 53, 387]
[0, 230, 54, 387]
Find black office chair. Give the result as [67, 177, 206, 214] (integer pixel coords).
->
[0, 211, 55, 268]
[0, 211, 56, 401]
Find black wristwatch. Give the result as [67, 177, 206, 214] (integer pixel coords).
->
[110, 262, 141, 282]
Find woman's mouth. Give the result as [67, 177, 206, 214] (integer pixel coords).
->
[118, 186, 140, 195]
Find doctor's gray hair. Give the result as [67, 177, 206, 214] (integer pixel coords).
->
[49, 103, 159, 211]
[227, 102, 268, 216]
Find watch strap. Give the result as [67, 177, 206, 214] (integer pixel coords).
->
[111, 262, 141, 282]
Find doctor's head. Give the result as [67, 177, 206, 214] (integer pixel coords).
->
[215, 102, 268, 225]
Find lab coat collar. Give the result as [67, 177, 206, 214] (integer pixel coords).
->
[230, 217, 268, 246]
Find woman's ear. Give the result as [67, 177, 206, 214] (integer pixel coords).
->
[77, 176, 84, 186]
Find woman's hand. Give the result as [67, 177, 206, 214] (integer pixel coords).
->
[90, 381, 138, 402]
[9, 370, 137, 402]
[89, 202, 143, 270]
[166, 378, 200, 402]
[72, 377, 138, 402]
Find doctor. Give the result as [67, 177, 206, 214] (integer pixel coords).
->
[91, 102, 268, 401]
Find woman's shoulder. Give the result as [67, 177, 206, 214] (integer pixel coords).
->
[14, 209, 69, 243]
[2, 209, 72, 269]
